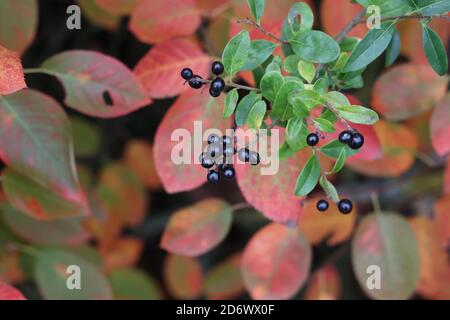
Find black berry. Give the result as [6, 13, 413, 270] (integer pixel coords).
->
[209, 87, 221, 98]
[222, 165, 235, 179]
[211, 77, 225, 92]
[316, 199, 329, 212]
[306, 133, 320, 146]
[207, 170, 220, 184]
[348, 132, 364, 150]
[199, 153, 214, 169]
[207, 142, 222, 158]
[249, 151, 260, 166]
[338, 199, 353, 214]
[211, 61, 224, 75]
[223, 146, 236, 157]
[188, 75, 203, 89]
[207, 134, 221, 144]
[222, 135, 233, 146]
[339, 130, 353, 145]
[238, 148, 250, 162]
[181, 68, 193, 80]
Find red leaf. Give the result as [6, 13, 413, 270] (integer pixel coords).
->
[129, 0, 201, 44]
[304, 265, 340, 300]
[94, 0, 138, 15]
[134, 39, 211, 99]
[0, 0, 38, 54]
[153, 90, 231, 193]
[430, 95, 450, 156]
[40, 50, 151, 118]
[0, 45, 26, 95]
[0, 282, 26, 300]
[236, 135, 309, 226]
[241, 223, 312, 300]
[160, 198, 232, 257]
[371, 64, 448, 121]
[434, 195, 450, 247]
[0, 89, 88, 218]
[163, 254, 203, 299]
[321, 0, 366, 38]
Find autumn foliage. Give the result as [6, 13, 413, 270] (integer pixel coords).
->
[0, 0, 449, 301]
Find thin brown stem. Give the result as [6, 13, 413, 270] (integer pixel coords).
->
[198, 78, 260, 92]
[237, 18, 288, 44]
[360, 13, 450, 24]
[335, 8, 368, 43]
[325, 103, 353, 131]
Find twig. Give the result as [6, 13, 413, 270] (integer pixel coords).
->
[198, 78, 260, 92]
[237, 18, 288, 44]
[325, 103, 353, 131]
[359, 13, 450, 24]
[335, 8, 368, 43]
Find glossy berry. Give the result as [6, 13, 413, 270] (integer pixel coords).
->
[181, 68, 193, 80]
[207, 134, 221, 144]
[316, 199, 329, 212]
[207, 142, 222, 158]
[238, 148, 250, 162]
[209, 87, 221, 98]
[223, 146, 236, 157]
[211, 61, 224, 75]
[188, 75, 203, 89]
[222, 135, 233, 146]
[207, 170, 220, 184]
[200, 153, 214, 169]
[349, 132, 364, 150]
[306, 133, 320, 146]
[222, 165, 235, 179]
[249, 151, 260, 166]
[339, 130, 353, 145]
[338, 199, 353, 214]
[211, 77, 225, 92]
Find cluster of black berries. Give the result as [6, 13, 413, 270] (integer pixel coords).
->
[200, 134, 261, 184]
[181, 61, 226, 98]
[338, 130, 364, 149]
[316, 198, 353, 215]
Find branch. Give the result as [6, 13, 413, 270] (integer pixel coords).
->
[335, 8, 368, 43]
[237, 18, 288, 44]
[198, 78, 260, 92]
[325, 103, 353, 131]
[360, 13, 450, 24]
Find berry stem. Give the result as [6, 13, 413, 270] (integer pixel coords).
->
[198, 78, 260, 92]
[237, 18, 288, 44]
[324, 102, 353, 131]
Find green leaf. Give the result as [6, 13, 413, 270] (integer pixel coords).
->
[248, 100, 267, 129]
[286, 118, 308, 151]
[340, 37, 360, 53]
[283, 55, 300, 74]
[272, 81, 303, 120]
[289, 90, 323, 113]
[336, 105, 380, 125]
[320, 140, 358, 159]
[222, 30, 251, 76]
[325, 91, 351, 107]
[282, 2, 314, 40]
[260, 71, 284, 102]
[313, 118, 336, 133]
[328, 149, 347, 174]
[416, 0, 450, 15]
[265, 56, 282, 73]
[298, 60, 316, 83]
[223, 88, 239, 118]
[295, 154, 320, 196]
[422, 25, 448, 76]
[278, 142, 298, 159]
[246, 0, 265, 23]
[356, 0, 414, 16]
[34, 248, 112, 299]
[313, 78, 329, 94]
[235, 93, 261, 126]
[71, 117, 101, 158]
[242, 40, 278, 71]
[109, 268, 161, 300]
[291, 30, 340, 63]
[319, 176, 339, 203]
[344, 21, 396, 72]
[385, 28, 401, 67]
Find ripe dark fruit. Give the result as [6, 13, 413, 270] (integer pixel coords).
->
[211, 61, 224, 75]
[207, 142, 222, 158]
[339, 130, 353, 144]
[209, 87, 221, 98]
[207, 134, 221, 144]
[238, 148, 250, 162]
[200, 153, 214, 169]
[306, 133, 320, 146]
[223, 146, 235, 157]
[222, 165, 235, 179]
[349, 132, 364, 150]
[181, 68, 193, 80]
[207, 170, 220, 184]
[338, 199, 353, 214]
[222, 135, 233, 146]
[211, 77, 225, 92]
[316, 199, 329, 212]
[188, 75, 203, 89]
[249, 151, 260, 166]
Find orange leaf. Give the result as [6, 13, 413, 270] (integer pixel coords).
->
[77, 0, 121, 31]
[94, 0, 138, 15]
[241, 223, 312, 300]
[430, 94, 450, 156]
[348, 120, 418, 177]
[371, 63, 448, 121]
[0, 282, 26, 300]
[434, 195, 450, 247]
[129, 0, 201, 44]
[101, 237, 144, 273]
[123, 140, 162, 191]
[0, 251, 24, 284]
[163, 254, 203, 299]
[321, 0, 367, 38]
[0, 45, 26, 95]
[304, 265, 340, 300]
[160, 198, 232, 257]
[299, 197, 357, 246]
[409, 216, 450, 299]
[134, 38, 211, 99]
